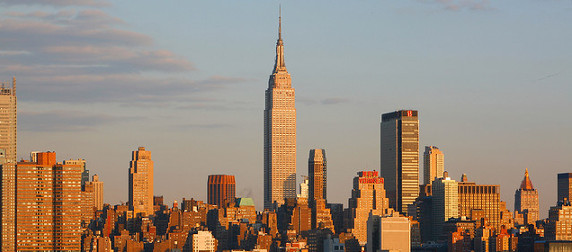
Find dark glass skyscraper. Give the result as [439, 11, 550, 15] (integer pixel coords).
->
[380, 110, 419, 214]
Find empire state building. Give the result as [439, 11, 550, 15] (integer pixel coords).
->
[264, 14, 296, 209]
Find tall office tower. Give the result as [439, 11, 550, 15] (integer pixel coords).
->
[92, 174, 104, 210]
[423, 146, 444, 185]
[458, 180, 501, 230]
[380, 110, 419, 214]
[264, 13, 297, 209]
[432, 175, 459, 241]
[308, 149, 327, 205]
[16, 152, 83, 251]
[129, 147, 154, 216]
[347, 171, 391, 245]
[545, 201, 572, 241]
[0, 77, 16, 252]
[514, 168, 539, 226]
[557, 173, 572, 204]
[308, 149, 334, 231]
[298, 176, 309, 199]
[207, 174, 236, 206]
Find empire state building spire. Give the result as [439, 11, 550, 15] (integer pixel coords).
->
[273, 8, 286, 73]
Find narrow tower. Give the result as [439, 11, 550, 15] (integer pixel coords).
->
[129, 147, 154, 216]
[264, 11, 297, 209]
[0, 77, 16, 251]
[514, 168, 539, 226]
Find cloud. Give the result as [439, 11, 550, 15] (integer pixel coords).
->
[19, 110, 142, 132]
[419, 0, 493, 11]
[298, 97, 350, 106]
[0, 7, 242, 106]
[0, 0, 110, 7]
[321, 97, 350, 105]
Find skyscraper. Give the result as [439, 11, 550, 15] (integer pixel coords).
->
[557, 173, 572, 204]
[308, 149, 327, 205]
[207, 174, 236, 206]
[514, 168, 539, 226]
[380, 110, 419, 214]
[0, 77, 16, 252]
[432, 175, 458, 241]
[129, 147, 154, 216]
[346, 171, 391, 245]
[264, 13, 296, 209]
[308, 149, 333, 231]
[92, 174, 104, 211]
[16, 152, 83, 251]
[423, 146, 444, 185]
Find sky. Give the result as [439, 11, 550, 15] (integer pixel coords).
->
[1, 0, 571, 218]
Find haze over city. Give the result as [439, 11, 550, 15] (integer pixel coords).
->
[1, 0, 571, 220]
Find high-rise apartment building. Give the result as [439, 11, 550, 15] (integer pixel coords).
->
[423, 146, 444, 185]
[16, 152, 83, 251]
[264, 14, 297, 209]
[346, 171, 391, 245]
[557, 173, 572, 204]
[207, 174, 236, 206]
[432, 175, 458, 241]
[380, 110, 419, 214]
[129, 147, 154, 216]
[0, 77, 16, 252]
[514, 168, 539, 226]
[0, 77, 16, 163]
[367, 212, 411, 252]
[92, 174, 104, 210]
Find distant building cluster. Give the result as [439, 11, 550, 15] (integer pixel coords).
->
[0, 15, 571, 252]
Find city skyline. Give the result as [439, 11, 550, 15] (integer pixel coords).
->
[0, 0, 571, 219]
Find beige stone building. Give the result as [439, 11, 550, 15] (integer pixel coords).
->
[423, 146, 444, 185]
[92, 174, 104, 210]
[264, 15, 297, 209]
[514, 168, 539, 226]
[367, 212, 411, 252]
[129, 147, 154, 216]
[0, 77, 16, 252]
[346, 171, 391, 245]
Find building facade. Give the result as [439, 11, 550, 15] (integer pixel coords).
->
[264, 15, 297, 209]
[346, 171, 391, 245]
[0, 77, 16, 252]
[367, 212, 411, 252]
[514, 168, 539, 226]
[309, 149, 327, 205]
[128, 147, 154, 216]
[207, 174, 236, 206]
[92, 174, 104, 210]
[458, 181, 501, 230]
[545, 202, 572, 241]
[16, 152, 83, 251]
[423, 146, 444, 185]
[380, 110, 419, 214]
[432, 175, 459, 241]
[558, 173, 572, 204]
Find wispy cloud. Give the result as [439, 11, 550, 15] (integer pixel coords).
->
[0, 0, 110, 7]
[19, 110, 142, 132]
[419, 0, 493, 11]
[0, 6, 247, 106]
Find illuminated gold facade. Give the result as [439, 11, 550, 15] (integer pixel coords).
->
[423, 146, 444, 185]
[264, 14, 296, 209]
[514, 168, 539, 226]
[129, 147, 154, 216]
[16, 152, 83, 251]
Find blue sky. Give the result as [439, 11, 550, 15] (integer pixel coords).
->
[1, 0, 571, 217]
